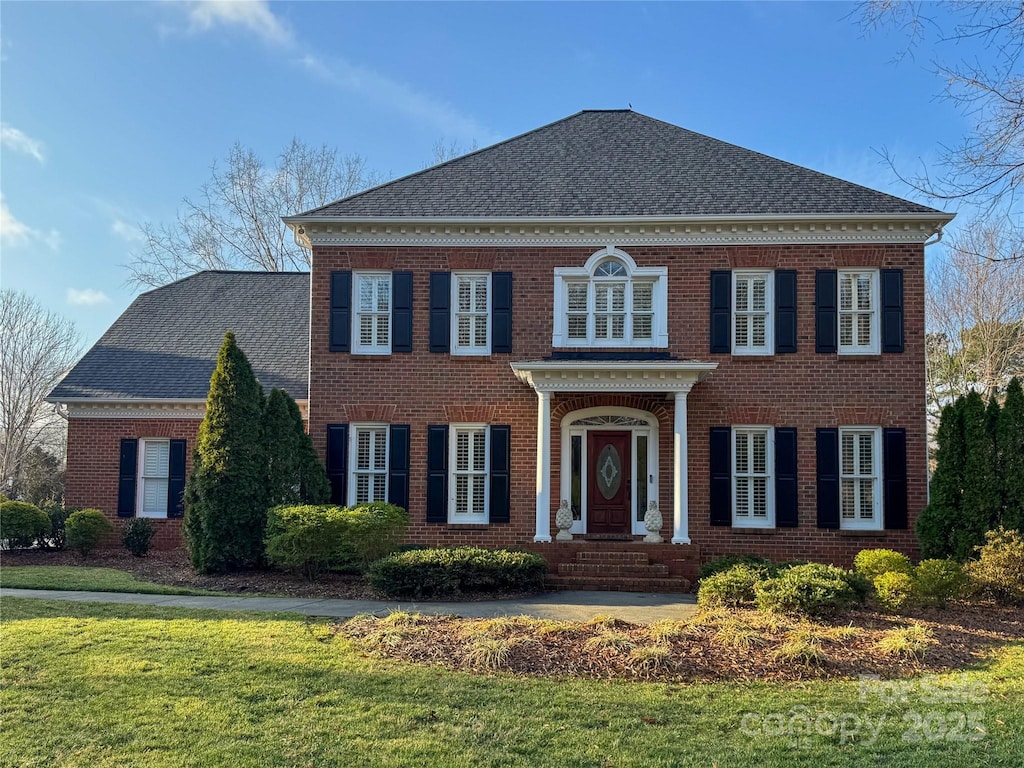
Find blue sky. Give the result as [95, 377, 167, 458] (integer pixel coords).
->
[1, 1, 979, 347]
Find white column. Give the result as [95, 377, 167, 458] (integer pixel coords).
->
[672, 388, 691, 544]
[534, 390, 552, 542]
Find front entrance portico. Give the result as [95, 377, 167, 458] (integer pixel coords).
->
[510, 360, 717, 544]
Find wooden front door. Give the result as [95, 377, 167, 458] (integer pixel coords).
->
[587, 431, 631, 534]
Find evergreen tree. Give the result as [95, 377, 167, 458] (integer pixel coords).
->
[184, 331, 267, 573]
[286, 395, 331, 504]
[998, 377, 1024, 531]
[918, 400, 966, 558]
[954, 391, 1002, 560]
[263, 388, 302, 507]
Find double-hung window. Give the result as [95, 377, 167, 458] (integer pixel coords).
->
[839, 427, 881, 529]
[838, 270, 879, 354]
[452, 273, 491, 355]
[349, 425, 388, 505]
[450, 424, 489, 523]
[732, 427, 774, 527]
[733, 272, 772, 354]
[137, 439, 170, 518]
[353, 272, 391, 354]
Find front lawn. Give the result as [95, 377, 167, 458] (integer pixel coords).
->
[0, 566, 224, 596]
[2, 597, 1021, 767]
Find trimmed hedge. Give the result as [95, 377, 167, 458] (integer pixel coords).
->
[367, 547, 547, 598]
[853, 549, 913, 582]
[698, 555, 772, 581]
[65, 509, 113, 557]
[754, 563, 865, 616]
[0, 501, 50, 549]
[873, 571, 917, 612]
[697, 564, 766, 608]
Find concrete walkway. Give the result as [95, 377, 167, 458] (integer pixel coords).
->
[0, 587, 697, 623]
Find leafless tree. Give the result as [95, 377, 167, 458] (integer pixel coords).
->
[0, 290, 80, 497]
[127, 139, 381, 288]
[926, 219, 1024, 423]
[428, 138, 479, 166]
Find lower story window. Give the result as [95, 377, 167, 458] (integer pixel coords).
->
[350, 425, 388, 505]
[733, 427, 774, 527]
[450, 424, 489, 523]
[138, 439, 170, 518]
[840, 427, 881, 529]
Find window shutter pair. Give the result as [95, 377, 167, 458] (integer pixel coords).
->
[815, 428, 907, 529]
[325, 424, 411, 511]
[708, 428, 798, 527]
[425, 424, 511, 523]
[814, 269, 904, 353]
[117, 438, 186, 518]
[709, 271, 797, 354]
[429, 272, 514, 353]
[329, 271, 413, 353]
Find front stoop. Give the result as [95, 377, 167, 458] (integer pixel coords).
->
[543, 550, 692, 593]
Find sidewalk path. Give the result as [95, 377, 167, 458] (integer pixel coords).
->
[0, 587, 697, 623]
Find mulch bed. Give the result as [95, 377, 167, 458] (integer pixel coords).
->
[336, 603, 1024, 683]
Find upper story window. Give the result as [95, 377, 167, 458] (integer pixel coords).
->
[353, 272, 391, 354]
[733, 271, 773, 355]
[553, 247, 668, 349]
[838, 270, 879, 355]
[452, 272, 491, 355]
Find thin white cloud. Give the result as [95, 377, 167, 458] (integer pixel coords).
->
[66, 288, 111, 307]
[0, 195, 60, 251]
[172, 0, 293, 46]
[112, 218, 145, 243]
[1, 123, 45, 163]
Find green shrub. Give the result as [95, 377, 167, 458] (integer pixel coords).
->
[0, 501, 50, 549]
[966, 527, 1024, 604]
[367, 547, 547, 598]
[754, 563, 860, 616]
[697, 565, 765, 608]
[873, 571, 917, 612]
[65, 509, 113, 556]
[344, 502, 409, 567]
[38, 505, 75, 550]
[121, 518, 156, 557]
[853, 548, 913, 581]
[698, 555, 772, 580]
[914, 559, 967, 607]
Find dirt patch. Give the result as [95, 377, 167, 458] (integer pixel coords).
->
[335, 604, 1024, 683]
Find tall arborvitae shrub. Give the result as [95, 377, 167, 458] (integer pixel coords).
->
[999, 377, 1024, 531]
[918, 400, 966, 558]
[263, 388, 330, 506]
[954, 391, 1002, 560]
[184, 331, 267, 573]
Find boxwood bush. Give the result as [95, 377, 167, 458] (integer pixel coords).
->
[853, 548, 914, 582]
[873, 571, 917, 612]
[914, 559, 967, 607]
[65, 508, 113, 557]
[754, 563, 864, 616]
[367, 547, 547, 598]
[698, 555, 773, 581]
[697, 564, 766, 608]
[0, 501, 51, 549]
[121, 518, 156, 557]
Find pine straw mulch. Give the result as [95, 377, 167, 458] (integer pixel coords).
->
[335, 602, 1024, 683]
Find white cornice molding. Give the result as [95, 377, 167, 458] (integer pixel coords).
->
[58, 399, 310, 420]
[510, 360, 718, 394]
[286, 213, 952, 249]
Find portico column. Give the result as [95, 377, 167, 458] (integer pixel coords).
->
[534, 390, 552, 542]
[672, 387, 692, 544]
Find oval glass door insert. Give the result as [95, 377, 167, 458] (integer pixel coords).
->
[596, 444, 622, 499]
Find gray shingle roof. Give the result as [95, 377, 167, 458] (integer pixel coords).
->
[50, 271, 309, 401]
[296, 110, 941, 219]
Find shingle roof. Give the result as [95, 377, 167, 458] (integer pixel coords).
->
[49, 271, 309, 401]
[296, 110, 941, 219]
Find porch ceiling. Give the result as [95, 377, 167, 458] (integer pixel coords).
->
[510, 359, 718, 393]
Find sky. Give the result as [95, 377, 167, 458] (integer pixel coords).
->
[0, 1, 986, 349]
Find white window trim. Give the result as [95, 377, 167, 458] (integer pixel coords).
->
[352, 271, 392, 355]
[450, 271, 492, 356]
[348, 423, 389, 506]
[838, 269, 880, 355]
[839, 426, 883, 530]
[731, 426, 775, 528]
[136, 438, 170, 519]
[448, 423, 490, 524]
[552, 246, 668, 349]
[732, 270, 773, 356]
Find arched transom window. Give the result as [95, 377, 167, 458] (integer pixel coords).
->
[553, 247, 668, 348]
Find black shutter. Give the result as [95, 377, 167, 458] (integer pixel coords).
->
[388, 425, 411, 512]
[429, 272, 451, 353]
[775, 270, 797, 354]
[426, 425, 448, 523]
[117, 439, 138, 518]
[816, 428, 840, 528]
[815, 270, 837, 354]
[880, 269, 904, 353]
[709, 271, 731, 354]
[167, 439, 187, 519]
[709, 427, 732, 526]
[330, 271, 352, 353]
[491, 272, 513, 354]
[883, 428, 908, 529]
[775, 428, 798, 527]
[392, 272, 413, 353]
[489, 425, 511, 523]
[326, 424, 348, 505]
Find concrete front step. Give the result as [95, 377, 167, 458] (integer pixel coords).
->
[545, 575, 692, 593]
[558, 562, 671, 578]
[575, 551, 650, 564]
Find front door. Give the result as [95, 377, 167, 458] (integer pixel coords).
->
[587, 431, 630, 534]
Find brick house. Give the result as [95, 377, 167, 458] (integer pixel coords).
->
[51, 110, 953, 584]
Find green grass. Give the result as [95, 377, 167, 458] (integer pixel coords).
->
[1, 597, 1021, 767]
[0, 566, 224, 596]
